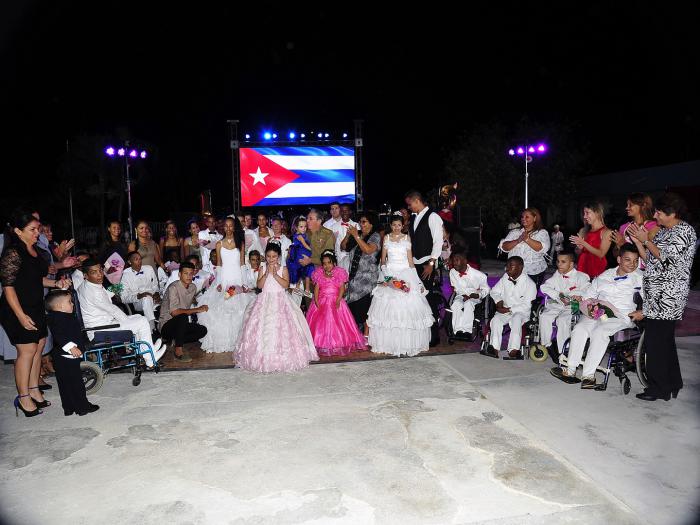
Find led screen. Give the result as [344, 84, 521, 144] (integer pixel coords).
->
[239, 146, 355, 207]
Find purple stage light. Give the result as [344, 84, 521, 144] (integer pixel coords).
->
[516, 147, 524, 155]
[508, 149, 515, 156]
[129, 149, 137, 158]
[537, 144, 546, 152]
[117, 148, 125, 156]
[140, 151, 147, 159]
[105, 147, 115, 156]
[528, 146, 535, 153]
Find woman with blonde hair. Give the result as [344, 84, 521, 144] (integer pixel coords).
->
[498, 207, 550, 286]
[570, 202, 612, 279]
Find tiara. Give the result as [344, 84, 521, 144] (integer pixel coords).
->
[392, 211, 403, 216]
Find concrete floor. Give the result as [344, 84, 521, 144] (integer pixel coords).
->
[1, 339, 699, 525]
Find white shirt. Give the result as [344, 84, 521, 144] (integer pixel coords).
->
[242, 265, 262, 289]
[449, 266, 490, 299]
[411, 207, 444, 264]
[268, 234, 292, 265]
[120, 265, 159, 304]
[198, 229, 223, 271]
[551, 231, 564, 248]
[165, 269, 212, 293]
[323, 217, 341, 230]
[498, 228, 551, 275]
[78, 280, 128, 329]
[490, 272, 537, 315]
[582, 267, 644, 316]
[71, 269, 85, 291]
[541, 269, 590, 304]
[329, 219, 359, 258]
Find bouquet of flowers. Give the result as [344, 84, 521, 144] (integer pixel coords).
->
[379, 275, 410, 293]
[103, 252, 125, 285]
[165, 261, 180, 273]
[224, 285, 248, 299]
[107, 282, 124, 296]
[579, 299, 621, 322]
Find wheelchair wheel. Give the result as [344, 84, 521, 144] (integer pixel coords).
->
[529, 344, 548, 362]
[633, 331, 648, 388]
[132, 376, 141, 386]
[80, 361, 104, 395]
[623, 377, 631, 395]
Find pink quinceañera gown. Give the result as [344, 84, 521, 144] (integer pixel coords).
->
[233, 264, 318, 372]
[306, 266, 366, 356]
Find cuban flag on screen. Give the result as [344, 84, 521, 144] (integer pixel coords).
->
[239, 146, 356, 207]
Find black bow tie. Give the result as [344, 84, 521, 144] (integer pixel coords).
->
[508, 277, 517, 284]
[136, 271, 144, 275]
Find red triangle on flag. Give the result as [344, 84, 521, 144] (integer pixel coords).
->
[239, 148, 301, 206]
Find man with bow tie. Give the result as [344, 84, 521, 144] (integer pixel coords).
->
[164, 254, 212, 294]
[268, 218, 291, 265]
[198, 215, 223, 274]
[539, 251, 590, 361]
[551, 243, 644, 389]
[484, 256, 537, 359]
[448, 251, 490, 341]
[330, 204, 359, 271]
[120, 251, 161, 331]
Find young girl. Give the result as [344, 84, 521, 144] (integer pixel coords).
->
[366, 214, 433, 356]
[305, 250, 365, 356]
[286, 216, 314, 298]
[198, 217, 254, 353]
[234, 243, 318, 372]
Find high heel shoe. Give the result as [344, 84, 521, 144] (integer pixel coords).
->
[672, 389, 680, 399]
[29, 386, 51, 408]
[14, 394, 42, 417]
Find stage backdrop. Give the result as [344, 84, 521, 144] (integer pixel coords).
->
[239, 146, 356, 207]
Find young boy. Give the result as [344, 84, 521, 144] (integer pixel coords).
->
[483, 256, 537, 359]
[448, 251, 490, 341]
[551, 243, 643, 388]
[538, 250, 590, 361]
[120, 251, 161, 331]
[45, 290, 100, 416]
[243, 250, 263, 292]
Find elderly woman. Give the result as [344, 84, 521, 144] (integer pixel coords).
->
[498, 207, 550, 286]
[627, 193, 697, 402]
[1, 210, 71, 417]
[341, 211, 381, 338]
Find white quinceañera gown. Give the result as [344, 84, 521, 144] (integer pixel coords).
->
[198, 245, 255, 353]
[366, 235, 433, 356]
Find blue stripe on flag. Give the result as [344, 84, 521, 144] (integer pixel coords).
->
[255, 194, 356, 206]
[250, 146, 354, 156]
[286, 169, 355, 183]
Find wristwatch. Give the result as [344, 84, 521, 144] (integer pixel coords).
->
[642, 240, 648, 247]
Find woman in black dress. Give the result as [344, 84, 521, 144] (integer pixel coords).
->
[1, 210, 71, 417]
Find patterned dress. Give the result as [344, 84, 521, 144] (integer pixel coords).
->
[642, 221, 697, 320]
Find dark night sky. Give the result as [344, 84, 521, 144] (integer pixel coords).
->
[1, 1, 699, 219]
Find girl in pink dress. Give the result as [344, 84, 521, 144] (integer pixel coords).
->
[306, 250, 366, 356]
[233, 243, 318, 373]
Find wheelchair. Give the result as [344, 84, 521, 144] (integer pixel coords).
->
[73, 291, 161, 395]
[559, 323, 646, 394]
[479, 297, 542, 359]
[443, 292, 492, 345]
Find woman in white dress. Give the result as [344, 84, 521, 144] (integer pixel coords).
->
[198, 217, 255, 353]
[367, 213, 434, 356]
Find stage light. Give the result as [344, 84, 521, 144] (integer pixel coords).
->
[289, 132, 296, 139]
[263, 132, 272, 140]
[272, 133, 278, 139]
[537, 144, 546, 152]
[300, 133, 306, 138]
[129, 149, 138, 158]
[117, 148, 126, 156]
[324, 133, 329, 138]
[245, 134, 250, 140]
[317, 132, 323, 138]
[140, 151, 147, 159]
[508, 149, 515, 156]
[516, 147, 524, 155]
[342, 133, 348, 138]
[528, 146, 535, 153]
[105, 147, 115, 156]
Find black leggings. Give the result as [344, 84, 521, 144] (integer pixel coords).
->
[160, 314, 207, 347]
[643, 318, 682, 396]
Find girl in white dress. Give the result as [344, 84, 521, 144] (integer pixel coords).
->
[366, 214, 434, 356]
[198, 217, 255, 353]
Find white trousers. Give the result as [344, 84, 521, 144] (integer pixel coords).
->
[539, 304, 572, 351]
[566, 316, 632, 378]
[451, 296, 477, 333]
[95, 315, 158, 366]
[489, 311, 529, 351]
[130, 296, 156, 322]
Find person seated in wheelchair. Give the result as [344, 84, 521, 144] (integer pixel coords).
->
[78, 259, 166, 367]
[120, 251, 161, 332]
[551, 243, 643, 388]
[448, 251, 489, 341]
[539, 250, 590, 361]
[45, 290, 99, 416]
[483, 256, 537, 359]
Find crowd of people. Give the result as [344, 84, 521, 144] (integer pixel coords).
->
[0, 190, 697, 419]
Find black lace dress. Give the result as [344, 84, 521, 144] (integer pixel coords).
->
[0, 243, 49, 344]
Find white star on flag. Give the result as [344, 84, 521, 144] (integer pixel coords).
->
[249, 167, 268, 185]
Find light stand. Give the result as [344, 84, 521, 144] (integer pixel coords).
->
[508, 144, 547, 208]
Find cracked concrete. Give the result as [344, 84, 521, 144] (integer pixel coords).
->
[2, 345, 693, 524]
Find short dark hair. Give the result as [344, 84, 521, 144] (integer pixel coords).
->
[185, 254, 200, 264]
[404, 190, 425, 203]
[329, 201, 340, 208]
[127, 250, 140, 260]
[249, 250, 261, 259]
[108, 220, 121, 227]
[557, 250, 576, 262]
[450, 250, 468, 261]
[619, 243, 639, 258]
[82, 258, 101, 271]
[655, 192, 688, 220]
[45, 289, 72, 312]
[179, 261, 195, 271]
[507, 255, 524, 266]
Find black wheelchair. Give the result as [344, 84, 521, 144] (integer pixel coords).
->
[443, 293, 493, 345]
[479, 297, 543, 360]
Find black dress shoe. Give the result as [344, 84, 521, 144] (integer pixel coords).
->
[580, 377, 597, 389]
[77, 403, 100, 416]
[64, 410, 75, 416]
[502, 350, 524, 361]
[479, 345, 500, 359]
[635, 392, 671, 402]
[550, 366, 580, 384]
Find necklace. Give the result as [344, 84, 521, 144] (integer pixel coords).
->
[324, 269, 333, 277]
